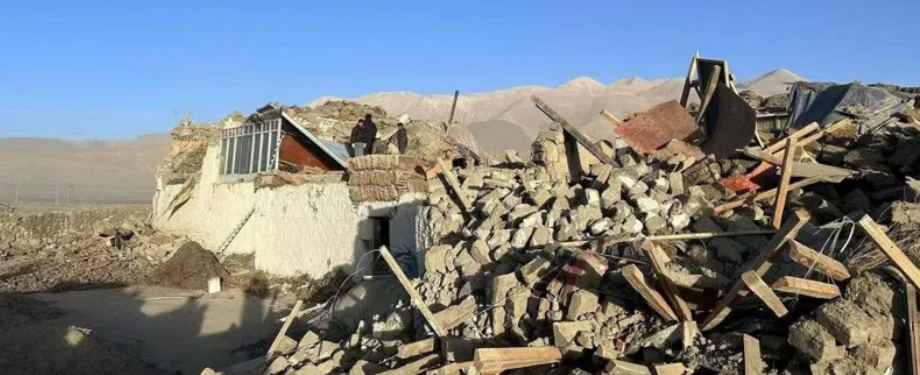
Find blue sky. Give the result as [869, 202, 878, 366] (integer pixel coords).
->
[1, 0, 917, 139]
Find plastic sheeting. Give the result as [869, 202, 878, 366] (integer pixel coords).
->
[787, 81, 911, 129]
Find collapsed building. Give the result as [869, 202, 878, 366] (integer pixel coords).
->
[174, 56, 920, 375]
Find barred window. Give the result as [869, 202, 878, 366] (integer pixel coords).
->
[220, 119, 281, 175]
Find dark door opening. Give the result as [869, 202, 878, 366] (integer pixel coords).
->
[369, 217, 391, 275]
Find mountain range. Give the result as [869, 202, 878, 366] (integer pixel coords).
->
[0, 69, 804, 204]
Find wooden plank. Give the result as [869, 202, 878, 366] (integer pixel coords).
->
[641, 241, 693, 321]
[714, 176, 824, 214]
[267, 299, 303, 356]
[653, 363, 687, 375]
[764, 123, 818, 154]
[701, 210, 810, 331]
[605, 359, 652, 375]
[859, 215, 920, 291]
[743, 148, 855, 180]
[787, 241, 851, 281]
[600, 109, 623, 125]
[772, 276, 841, 299]
[437, 158, 473, 213]
[379, 246, 448, 337]
[696, 65, 722, 123]
[471, 347, 563, 375]
[794, 119, 853, 151]
[436, 361, 472, 375]
[743, 334, 762, 375]
[741, 271, 788, 317]
[398, 337, 438, 359]
[679, 54, 698, 107]
[447, 90, 460, 125]
[531, 95, 616, 165]
[907, 284, 920, 375]
[622, 264, 678, 322]
[771, 137, 796, 229]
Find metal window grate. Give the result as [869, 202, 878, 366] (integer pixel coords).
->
[219, 119, 282, 175]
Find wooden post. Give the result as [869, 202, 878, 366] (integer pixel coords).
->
[771, 137, 796, 229]
[743, 334, 762, 375]
[600, 109, 622, 126]
[772, 276, 841, 299]
[379, 246, 448, 337]
[701, 210, 810, 331]
[696, 65, 723, 123]
[641, 241, 693, 321]
[741, 271, 788, 317]
[679, 53, 699, 107]
[859, 216, 920, 290]
[469, 347, 563, 375]
[436, 158, 473, 213]
[714, 176, 824, 214]
[531, 95, 616, 165]
[622, 264, 678, 322]
[448, 90, 460, 125]
[268, 299, 303, 356]
[787, 241, 851, 281]
[907, 284, 920, 375]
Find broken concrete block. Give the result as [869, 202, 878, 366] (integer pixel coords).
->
[348, 360, 388, 375]
[788, 319, 846, 362]
[643, 214, 667, 234]
[491, 273, 520, 336]
[487, 229, 512, 250]
[816, 300, 873, 348]
[621, 215, 644, 234]
[668, 172, 684, 196]
[553, 321, 594, 347]
[635, 197, 661, 215]
[853, 341, 896, 370]
[508, 205, 538, 224]
[298, 331, 321, 349]
[519, 211, 543, 228]
[589, 218, 612, 235]
[668, 212, 690, 230]
[470, 239, 492, 265]
[425, 245, 453, 274]
[511, 227, 534, 250]
[519, 257, 551, 285]
[567, 289, 600, 320]
[585, 188, 601, 207]
[506, 285, 531, 324]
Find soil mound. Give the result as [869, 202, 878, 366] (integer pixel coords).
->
[147, 241, 230, 290]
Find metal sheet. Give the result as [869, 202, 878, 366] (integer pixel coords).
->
[615, 100, 703, 154]
[701, 83, 756, 159]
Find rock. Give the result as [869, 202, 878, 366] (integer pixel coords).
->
[691, 216, 723, 233]
[621, 215, 644, 234]
[487, 229, 512, 250]
[425, 245, 452, 273]
[853, 341, 896, 370]
[892, 201, 920, 228]
[589, 218, 612, 235]
[470, 239, 492, 265]
[644, 214, 667, 234]
[553, 321, 594, 347]
[511, 227, 534, 250]
[348, 360, 387, 375]
[299, 331, 321, 348]
[668, 172, 684, 195]
[264, 356, 289, 375]
[816, 299, 873, 348]
[491, 273, 520, 336]
[585, 189, 601, 207]
[506, 285, 531, 324]
[635, 197, 660, 215]
[788, 319, 846, 362]
[567, 290, 599, 320]
[709, 238, 745, 264]
[529, 226, 550, 248]
[668, 213, 690, 230]
[519, 257, 551, 285]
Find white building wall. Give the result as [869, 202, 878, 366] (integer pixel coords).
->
[152, 143, 427, 277]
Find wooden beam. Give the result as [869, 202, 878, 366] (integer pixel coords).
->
[742, 271, 788, 317]
[398, 337, 439, 359]
[379, 353, 441, 375]
[771, 137, 796, 229]
[764, 122, 819, 155]
[696, 65, 722, 123]
[554, 230, 777, 249]
[653, 363, 688, 375]
[859, 216, 920, 291]
[641, 241, 693, 322]
[600, 109, 623, 126]
[267, 299, 303, 356]
[907, 284, 920, 375]
[447, 90, 460, 125]
[714, 176, 824, 214]
[436, 158, 473, 214]
[470, 347, 563, 375]
[531, 95, 616, 165]
[622, 264, 679, 322]
[772, 276, 841, 299]
[605, 359, 653, 375]
[679, 54, 698, 107]
[787, 241, 851, 281]
[379, 246, 448, 337]
[743, 334, 762, 375]
[794, 119, 853, 151]
[701, 210, 810, 331]
[743, 148, 855, 180]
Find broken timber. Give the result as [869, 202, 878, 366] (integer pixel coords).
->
[743, 334, 762, 375]
[468, 347, 563, 375]
[696, 65, 722, 123]
[787, 241, 851, 281]
[679, 52, 699, 107]
[622, 264, 678, 322]
[714, 176, 825, 214]
[701, 210, 810, 331]
[398, 337, 439, 359]
[267, 299, 303, 356]
[378, 246, 449, 337]
[743, 148, 855, 180]
[379, 353, 441, 375]
[531, 95, 616, 165]
[771, 137, 796, 229]
[859, 215, 920, 290]
[554, 229, 776, 248]
[771, 276, 841, 299]
[641, 241, 693, 321]
[600, 109, 623, 125]
[436, 158, 473, 213]
[741, 271, 788, 317]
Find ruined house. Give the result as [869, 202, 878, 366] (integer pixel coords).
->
[151, 104, 433, 278]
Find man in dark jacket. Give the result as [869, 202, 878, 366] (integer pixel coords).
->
[348, 119, 364, 157]
[363, 114, 377, 155]
[394, 122, 408, 154]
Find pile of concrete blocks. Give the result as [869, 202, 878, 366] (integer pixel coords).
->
[347, 155, 429, 203]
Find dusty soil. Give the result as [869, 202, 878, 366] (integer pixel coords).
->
[147, 241, 231, 290]
[0, 250, 150, 293]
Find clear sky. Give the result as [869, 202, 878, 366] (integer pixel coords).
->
[1, 0, 917, 139]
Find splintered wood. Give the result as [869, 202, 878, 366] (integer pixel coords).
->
[772, 276, 841, 299]
[701, 210, 810, 331]
[859, 215, 920, 290]
[622, 264, 679, 322]
[743, 334, 762, 375]
[378, 246, 448, 337]
[741, 271, 788, 317]
[714, 176, 824, 214]
[787, 241, 851, 281]
[267, 299, 303, 356]
[641, 241, 693, 321]
[398, 338, 438, 359]
[469, 347, 562, 375]
[771, 137, 796, 229]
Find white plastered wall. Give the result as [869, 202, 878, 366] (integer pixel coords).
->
[152, 142, 428, 277]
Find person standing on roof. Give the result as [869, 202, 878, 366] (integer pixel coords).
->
[394, 122, 408, 154]
[348, 119, 365, 157]
[363, 114, 377, 155]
